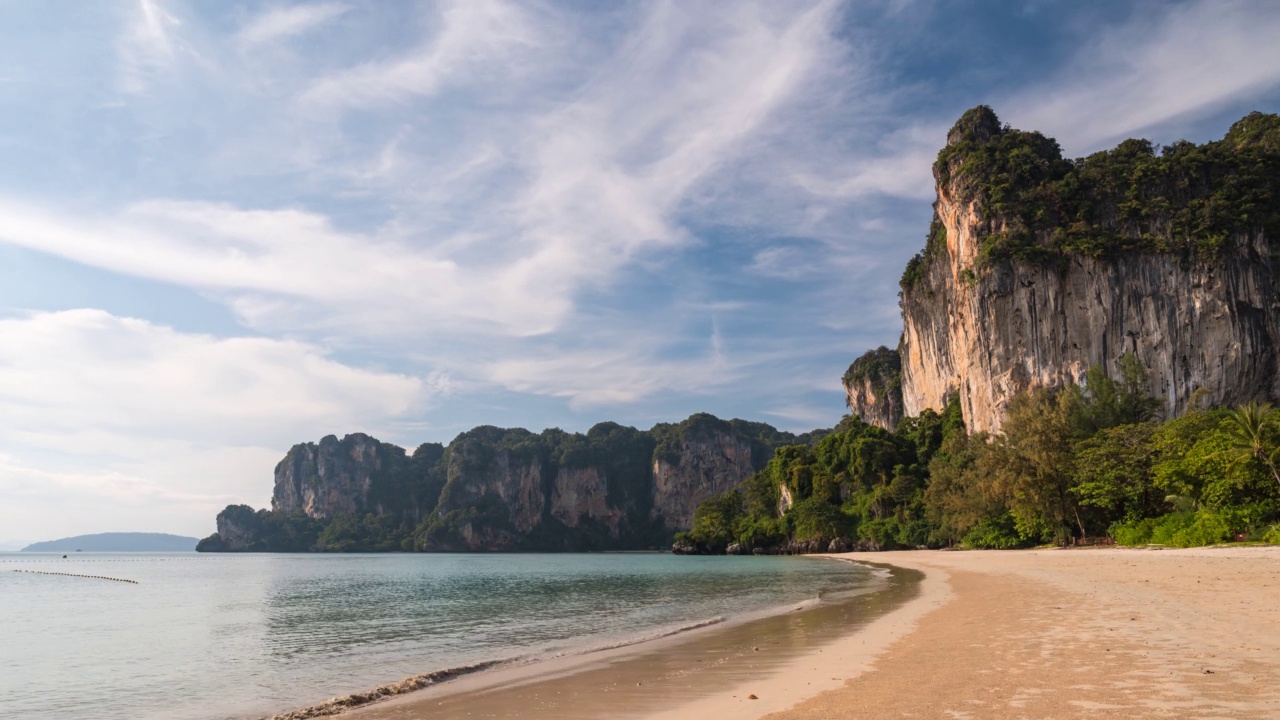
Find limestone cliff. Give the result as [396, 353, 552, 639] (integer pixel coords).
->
[199, 414, 793, 552]
[650, 427, 759, 529]
[272, 434, 394, 520]
[842, 346, 903, 431]
[212, 506, 258, 551]
[550, 466, 624, 535]
[891, 107, 1280, 433]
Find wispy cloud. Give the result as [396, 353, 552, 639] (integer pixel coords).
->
[301, 0, 544, 107]
[1009, 0, 1280, 151]
[117, 0, 182, 93]
[235, 3, 351, 48]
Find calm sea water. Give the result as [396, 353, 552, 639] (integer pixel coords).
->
[0, 552, 873, 720]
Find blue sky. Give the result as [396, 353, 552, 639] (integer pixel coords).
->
[2, 0, 1280, 544]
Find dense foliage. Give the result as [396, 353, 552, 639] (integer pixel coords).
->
[901, 107, 1280, 290]
[680, 356, 1280, 552]
[841, 345, 902, 397]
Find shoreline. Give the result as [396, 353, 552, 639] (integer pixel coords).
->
[311, 558, 927, 720]
[267, 546, 1280, 719]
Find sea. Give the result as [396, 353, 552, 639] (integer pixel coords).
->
[0, 552, 877, 720]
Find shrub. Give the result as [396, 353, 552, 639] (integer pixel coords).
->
[961, 513, 1031, 549]
[1262, 524, 1280, 544]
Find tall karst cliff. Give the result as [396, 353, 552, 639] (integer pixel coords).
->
[848, 106, 1280, 433]
[201, 414, 805, 552]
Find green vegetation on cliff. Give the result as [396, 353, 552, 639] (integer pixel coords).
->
[199, 414, 811, 553]
[682, 356, 1280, 552]
[902, 107, 1280, 289]
[841, 345, 902, 395]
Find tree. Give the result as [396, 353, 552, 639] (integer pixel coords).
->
[1071, 422, 1159, 531]
[988, 386, 1089, 542]
[688, 491, 742, 552]
[1224, 402, 1280, 488]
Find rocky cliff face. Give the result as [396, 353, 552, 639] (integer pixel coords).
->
[201, 414, 791, 552]
[272, 434, 397, 520]
[843, 346, 904, 431]
[894, 107, 1280, 433]
[213, 506, 258, 551]
[650, 431, 759, 529]
[550, 466, 624, 536]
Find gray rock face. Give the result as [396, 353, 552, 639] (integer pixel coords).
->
[214, 507, 258, 551]
[842, 346, 903, 431]
[896, 116, 1280, 433]
[272, 434, 399, 520]
[550, 466, 625, 536]
[650, 431, 758, 530]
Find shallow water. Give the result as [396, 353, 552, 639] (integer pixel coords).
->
[0, 552, 873, 720]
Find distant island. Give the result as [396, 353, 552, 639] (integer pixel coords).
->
[21, 532, 199, 552]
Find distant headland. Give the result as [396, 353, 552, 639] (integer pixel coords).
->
[20, 532, 199, 552]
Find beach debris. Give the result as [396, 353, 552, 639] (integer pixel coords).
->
[747, 694, 758, 700]
[266, 661, 502, 719]
[1204, 669, 1215, 674]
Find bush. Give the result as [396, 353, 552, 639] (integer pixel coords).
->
[1262, 524, 1280, 544]
[1114, 510, 1234, 547]
[1110, 516, 1159, 546]
[962, 513, 1032, 549]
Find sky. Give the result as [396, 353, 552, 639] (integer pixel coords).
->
[2, 0, 1280, 545]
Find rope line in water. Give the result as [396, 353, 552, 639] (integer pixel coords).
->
[0, 557, 200, 563]
[13, 569, 138, 584]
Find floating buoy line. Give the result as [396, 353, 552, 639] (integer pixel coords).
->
[0, 556, 202, 563]
[12, 569, 138, 584]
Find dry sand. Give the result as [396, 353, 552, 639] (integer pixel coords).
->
[767, 546, 1280, 720]
[343, 547, 1280, 719]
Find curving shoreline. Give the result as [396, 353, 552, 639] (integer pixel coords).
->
[339, 560, 926, 720]
[325, 546, 1280, 720]
[260, 558, 913, 720]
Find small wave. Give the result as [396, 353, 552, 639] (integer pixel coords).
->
[263, 660, 504, 720]
[578, 616, 725, 655]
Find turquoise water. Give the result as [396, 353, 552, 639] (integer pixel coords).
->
[0, 552, 873, 720]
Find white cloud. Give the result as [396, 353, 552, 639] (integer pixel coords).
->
[1009, 0, 1280, 152]
[0, 309, 425, 447]
[235, 3, 351, 47]
[301, 0, 543, 107]
[0, 1, 853, 353]
[485, 346, 734, 408]
[0, 309, 430, 536]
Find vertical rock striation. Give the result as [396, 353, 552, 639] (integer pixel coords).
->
[856, 106, 1280, 434]
[272, 434, 397, 520]
[649, 430, 759, 530]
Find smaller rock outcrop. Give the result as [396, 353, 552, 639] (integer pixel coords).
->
[842, 346, 903, 431]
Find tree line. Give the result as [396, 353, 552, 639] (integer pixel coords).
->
[677, 355, 1280, 553]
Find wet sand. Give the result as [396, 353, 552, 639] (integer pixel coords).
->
[344, 562, 931, 720]
[331, 547, 1280, 719]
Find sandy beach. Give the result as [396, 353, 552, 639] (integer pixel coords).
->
[765, 546, 1280, 719]
[338, 546, 1280, 720]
